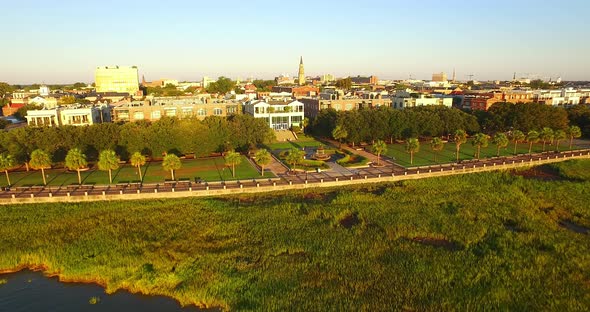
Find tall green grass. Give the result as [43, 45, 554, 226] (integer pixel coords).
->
[0, 160, 589, 310]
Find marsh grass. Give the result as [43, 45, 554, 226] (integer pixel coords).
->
[0, 160, 589, 310]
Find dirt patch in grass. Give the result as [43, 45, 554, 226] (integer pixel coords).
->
[336, 210, 360, 229]
[411, 237, 461, 251]
[512, 166, 563, 181]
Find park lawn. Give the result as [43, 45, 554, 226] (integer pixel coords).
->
[142, 156, 273, 183]
[0, 160, 589, 310]
[385, 139, 584, 167]
[0, 156, 273, 187]
[265, 134, 324, 150]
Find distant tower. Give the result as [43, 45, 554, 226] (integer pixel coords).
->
[141, 75, 146, 86]
[39, 84, 50, 96]
[513, 72, 516, 81]
[452, 68, 456, 82]
[298, 56, 305, 86]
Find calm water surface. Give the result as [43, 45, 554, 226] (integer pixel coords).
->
[0, 270, 206, 312]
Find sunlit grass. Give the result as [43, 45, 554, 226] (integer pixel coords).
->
[0, 160, 588, 310]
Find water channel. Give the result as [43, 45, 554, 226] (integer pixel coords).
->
[0, 270, 207, 312]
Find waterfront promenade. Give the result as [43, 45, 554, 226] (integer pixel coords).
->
[1, 149, 588, 205]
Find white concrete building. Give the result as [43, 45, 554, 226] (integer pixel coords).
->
[244, 99, 304, 130]
[26, 109, 59, 127]
[533, 88, 588, 106]
[26, 104, 110, 127]
[392, 91, 453, 109]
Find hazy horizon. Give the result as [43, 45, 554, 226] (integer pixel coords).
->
[1, 0, 589, 84]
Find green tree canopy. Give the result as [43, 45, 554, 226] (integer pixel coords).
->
[65, 148, 88, 184]
[405, 138, 420, 165]
[430, 137, 445, 163]
[491, 133, 509, 157]
[29, 149, 52, 185]
[0, 153, 16, 186]
[130, 152, 146, 182]
[371, 140, 387, 165]
[224, 151, 242, 178]
[285, 148, 305, 172]
[332, 125, 348, 148]
[471, 133, 490, 159]
[97, 149, 120, 184]
[162, 153, 181, 181]
[453, 129, 467, 162]
[254, 149, 271, 177]
[526, 130, 540, 154]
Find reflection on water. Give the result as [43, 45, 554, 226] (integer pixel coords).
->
[0, 270, 204, 312]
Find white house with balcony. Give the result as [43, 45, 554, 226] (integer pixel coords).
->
[244, 99, 304, 130]
[26, 104, 110, 127]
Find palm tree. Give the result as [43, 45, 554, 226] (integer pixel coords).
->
[405, 138, 420, 165]
[65, 148, 88, 185]
[566, 125, 582, 150]
[539, 127, 554, 152]
[371, 140, 387, 165]
[332, 125, 348, 149]
[554, 129, 566, 152]
[224, 151, 242, 178]
[526, 130, 540, 155]
[254, 149, 271, 177]
[285, 148, 305, 172]
[510, 130, 525, 155]
[471, 133, 490, 160]
[301, 117, 309, 132]
[430, 137, 445, 163]
[29, 149, 52, 186]
[453, 129, 467, 162]
[491, 133, 509, 157]
[0, 153, 16, 187]
[130, 152, 146, 182]
[97, 150, 120, 184]
[162, 153, 181, 181]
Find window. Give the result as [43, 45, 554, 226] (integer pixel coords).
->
[133, 111, 144, 120]
[182, 107, 193, 117]
[345, 104, 353, 110]
[117, 110, 129, 120]
[197, 108, 207, 116]
[164, 108, 176, 117]
[213, 108, 223, 115]
[151, 111, 161, 119]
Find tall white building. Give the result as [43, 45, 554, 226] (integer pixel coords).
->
[95, 66, 139, 94]
[244, 99, 304, 130]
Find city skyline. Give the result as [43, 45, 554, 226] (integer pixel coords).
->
[1, 0, 589, 84]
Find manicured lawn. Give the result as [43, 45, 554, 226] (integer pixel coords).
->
[265, 134, 324, 150]
[384, 139, 583, 167]
[0, 160, 589, 310]
[0, 156, 273, 187]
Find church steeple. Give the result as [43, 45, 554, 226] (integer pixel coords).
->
[298, 56, 305, 86]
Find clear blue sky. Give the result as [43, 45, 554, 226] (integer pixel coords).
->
[1, 0, 588, 84]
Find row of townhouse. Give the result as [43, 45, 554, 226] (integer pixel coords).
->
[110, 96, 241, 123]
[460, 88, 590, 111]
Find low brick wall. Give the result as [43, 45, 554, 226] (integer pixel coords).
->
[1, 152, 589, 205]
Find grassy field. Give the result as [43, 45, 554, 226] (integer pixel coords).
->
[0, 156, 272, 187]
[384, 139, 584, 167]
[0, 160, 589, 310]
[264, 134, 324, 150]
